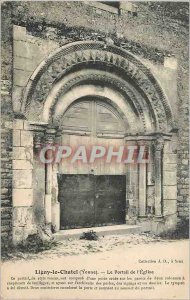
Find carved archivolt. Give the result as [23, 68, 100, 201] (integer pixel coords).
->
[22, 41, 174, 132]
[42, 70, 154, 132]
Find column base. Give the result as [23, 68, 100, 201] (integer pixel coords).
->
[52, 202, 60, 232]
[154, 215, 164, 220]
[138, 215, 147, 219]
[12, 206, 37, 245]
[44, 194, 52, 224]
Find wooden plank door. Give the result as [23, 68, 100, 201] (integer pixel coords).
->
[58, 174, 95, 229]
[58, 174, 126, 229]
[94, 175, 126, 226]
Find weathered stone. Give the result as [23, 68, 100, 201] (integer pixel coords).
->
[44, 194, 52, 224]
[14, 56, 37, 72]
[4, 121, 12, 129]
[13, 40, 31, 59]
[13, 146, 33, 160]
[13, 25, 26, 41]
[180, 170, 188, 177]
[163, 171, 177, 186]
[13, 188, 33, 207]
[12, 226, 37, 245]
[164, 57, 178, 70]
[2, 219, 12, 226]
[21, 130, 33, 146]
[182, 184, 189, 188]
[163, 186, 177, 200]
[177, 196, 184, 202]
[182, 159, 189, 165]
[12, 86, 23, 111]
[1, 179, 11, 187]
[13, 206, 34, 227]
[164, 141, 177, 154]
[52, 202, 60, 232]
[119, 2, 138, 14]
[180, 189, 189, 195]
[13, 130, 21, 146]
[13, 69, 32, 87]
[13, 119, 24, 130]
[163, 153, 177, 163]
[1, 188, 9, 194]
[163, 200, 177, 216]
[13, 169, 32, 188]
[13, 159, 33, 170]
[1, 200, 11, 207]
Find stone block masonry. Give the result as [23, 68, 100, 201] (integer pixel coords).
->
[12, 120, 37, 244]
[1, 124, 13, 245]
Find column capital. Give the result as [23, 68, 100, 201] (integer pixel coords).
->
[55, 129, 62, 143]
[153, 136, 165, 151]
[44, 126, 57, 144]
[34, 131, 45, 149]
[136, 139, 150, 147]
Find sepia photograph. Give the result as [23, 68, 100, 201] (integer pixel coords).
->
[1, 1, 189, 299]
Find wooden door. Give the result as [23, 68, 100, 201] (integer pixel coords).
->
[58, 174, 95, 229]
[58, 174, 126, 229]
[94, 175, 126, 226]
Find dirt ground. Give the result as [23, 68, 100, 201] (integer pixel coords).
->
[1, 233, 187, 261]
[1, 235, 189, 300]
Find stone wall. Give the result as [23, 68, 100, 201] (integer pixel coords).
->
[1, 116, 13, 246]
[1, 2, 189, 246]
[1, 5, 13, 248]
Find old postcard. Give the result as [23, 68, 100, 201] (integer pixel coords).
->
[1, 1, 189, 299]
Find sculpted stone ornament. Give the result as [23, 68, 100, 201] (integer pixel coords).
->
[153, 136, 165, 151]
[47, 73, 148, 131]
[34, 132, 44, 149]
[22, 42, 173, 132]
[44, 128, 57, 145]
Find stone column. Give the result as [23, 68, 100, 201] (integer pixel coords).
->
[125, 139, 138, 225]
[153, 136, 164, 218]
[52, 163, 60, 232]
[137, 140, 149, 218]
[44, 128, 56, 227]
[51, 130, 62, 232]
[147, 143, 155, 216]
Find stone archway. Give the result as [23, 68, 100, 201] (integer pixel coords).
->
[22, 41, 174, 131]
[12, 41, 176, 243]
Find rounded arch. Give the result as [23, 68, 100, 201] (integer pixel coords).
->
[22, 40, 174, 132]
[42, 69, 154, 132]
[51, 84, 141, 133]
[60, 96, 128, 135]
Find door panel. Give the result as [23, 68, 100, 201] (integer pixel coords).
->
[58, 174, 126, 229]
[95, 175, 126, 225]
[58, 174, 95, 229]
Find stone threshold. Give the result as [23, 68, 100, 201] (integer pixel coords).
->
[54, 224, 142, 241]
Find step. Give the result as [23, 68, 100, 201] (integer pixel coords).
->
[54, 224, 142, 241]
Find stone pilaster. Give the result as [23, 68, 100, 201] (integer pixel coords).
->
[51, 129, 62, 231]
[162, 137, 177, 225]
[12, 119, 36, 244]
